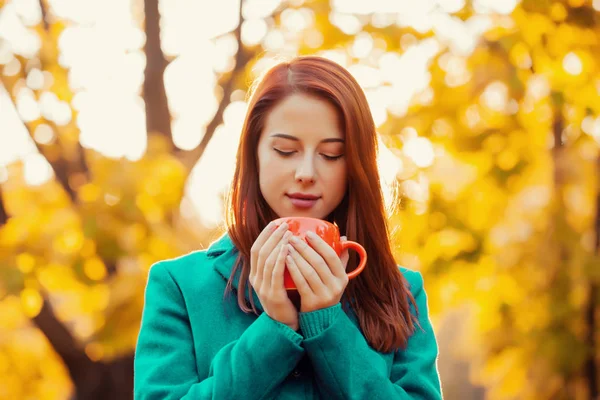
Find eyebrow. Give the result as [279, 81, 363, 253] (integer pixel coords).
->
[270, 133, 345, 144]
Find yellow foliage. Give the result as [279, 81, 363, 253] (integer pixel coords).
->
[20, 288, 42, 318]
[509, 42, 533, 69]
[81, 284, 110, 312]
[516, 10, 555, 47]
[16, 253, 36, 274]
[136, 192, 164, 223]
[119, 223, 147, 251]
[53, 228, 85, 255]
[0, 296, 27, 331]
[78, 183, 101, 203]
[0, 218, 29, 247]
[83, 257, 107, 281]
[549, 3, 568, 21]
[2, 0, 600, 398]
[36, 263, 73, 291]
[85, 342, 105, 362]
[514, 295, 551, 333]
[81, 239, 96, 258]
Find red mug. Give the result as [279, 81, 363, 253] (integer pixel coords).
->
[271, 217, 367, 290]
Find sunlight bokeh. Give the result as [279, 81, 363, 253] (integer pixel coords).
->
[7, 0, 600, 399]
[0, 0, 498, 226]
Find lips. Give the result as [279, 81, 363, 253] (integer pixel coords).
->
[287, 193, 320, 200]
[286, 193, 321, 209]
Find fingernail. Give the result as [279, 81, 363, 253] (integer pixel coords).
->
[284, 231, 292, 239]
[306, 231, 315, 239]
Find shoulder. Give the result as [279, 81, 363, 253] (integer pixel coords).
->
[398, 266, 431, 319]
[147, 249, 211, 284]
[398, 266, 425, 296]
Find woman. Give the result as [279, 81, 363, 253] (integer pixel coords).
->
[134, 56, 442, 399]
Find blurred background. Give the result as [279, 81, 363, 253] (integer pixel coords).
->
[1, 0, 599, 399]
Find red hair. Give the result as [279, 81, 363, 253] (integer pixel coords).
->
[224, 56, 418, 352]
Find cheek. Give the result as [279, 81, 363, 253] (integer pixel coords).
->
[323, 164, 347, 197]
[258, 146, 279, 168]
[260, 153, 282, 177]
[258, 153, 286, 191]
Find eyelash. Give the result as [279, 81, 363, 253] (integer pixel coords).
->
[273, 148, 344, 161]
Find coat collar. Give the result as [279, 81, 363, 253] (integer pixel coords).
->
[207, 233, 263, 312]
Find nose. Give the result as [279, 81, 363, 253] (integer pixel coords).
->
[295, 154, 316, 184]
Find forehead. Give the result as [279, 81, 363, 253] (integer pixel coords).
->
[262, 93, 343, 140]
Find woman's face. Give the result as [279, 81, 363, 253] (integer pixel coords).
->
[257, 93, 348, 219]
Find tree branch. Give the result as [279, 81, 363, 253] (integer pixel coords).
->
[36, 141, 79, 202]
[0, 77, 79, 202]
[37, 0, 90, 191]
[176, 0, 250, 170]
[0, 185, 8, 226]
[143, 0, 173, 143]
[38, 0, 49, 31]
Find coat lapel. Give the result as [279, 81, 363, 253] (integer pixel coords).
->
[208, 233, 264, 312]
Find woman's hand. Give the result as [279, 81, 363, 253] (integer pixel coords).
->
[249, 221, 299, 331]
[285, 232, 350, 313]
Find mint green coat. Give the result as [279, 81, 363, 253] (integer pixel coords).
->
[134, 234, 442, 399]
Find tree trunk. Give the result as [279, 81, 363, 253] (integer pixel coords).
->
[143, 0, 173, 143]
[33, 297, 134, 399]
[0, 186, 8, 226]
[553, 98, 598, 399]
[587, 154, 600, 400]
[1, 0, 252, 397]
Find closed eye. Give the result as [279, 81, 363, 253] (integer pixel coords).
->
[273, 148, 296, 157]
[322, 154, 344, 161]
[273, 148, 344, 161]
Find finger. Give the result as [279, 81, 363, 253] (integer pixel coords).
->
[288, 244, 327, 294]
[341, 249, 349, 271]
[306, 232, 347, 280]
[289, 235, 336, 286]
[271, 239, 289, 292]
[250, 221, 277, 283]
[285, 254, 311, 296]
[262, 232, 291, 291]
[256, 223, 289, 285]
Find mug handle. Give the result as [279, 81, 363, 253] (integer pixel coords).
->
[341, 241, 367, 279]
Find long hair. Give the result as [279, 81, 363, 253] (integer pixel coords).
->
[224, 56, 418, 353]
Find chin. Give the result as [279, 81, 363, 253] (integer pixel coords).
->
[293, 210, 331, 220]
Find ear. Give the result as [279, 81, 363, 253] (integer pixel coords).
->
[340, 236, 349, 270]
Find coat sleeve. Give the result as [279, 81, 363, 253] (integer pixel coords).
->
[134, 261, 305, 400]
[299, 270, 442, 399]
